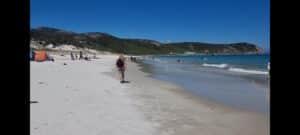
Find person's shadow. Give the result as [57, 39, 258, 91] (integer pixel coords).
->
[121, 80, 130, 84]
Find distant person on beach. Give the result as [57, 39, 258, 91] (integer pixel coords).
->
[268, 62, 270, 75]
[70, 52, 74, 60]
[79, 51, 83, 60]
[116, 54, 126, 83]
[130, 56, 137, 62]
[47, 55, 55, 62]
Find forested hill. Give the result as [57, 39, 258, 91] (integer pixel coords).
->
[31, 27, 264, 55]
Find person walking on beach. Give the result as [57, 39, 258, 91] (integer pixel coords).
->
[116, 54, 126, 83]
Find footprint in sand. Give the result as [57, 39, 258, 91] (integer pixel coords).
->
[30, 101, 39, 104]
[38, 82, 44, 84]
[104, 89, 112, 94]
[38, 81, 48, 85]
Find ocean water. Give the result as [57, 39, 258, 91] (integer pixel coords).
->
[139, 54, 270, 115]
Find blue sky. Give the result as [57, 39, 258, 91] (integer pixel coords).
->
[31, 0, 270, 52]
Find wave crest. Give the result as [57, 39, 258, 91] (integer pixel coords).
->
[228, 68, 268, 75]
[202, 63, 229, 69]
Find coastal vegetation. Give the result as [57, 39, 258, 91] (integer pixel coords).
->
[31, 27, 263, 55]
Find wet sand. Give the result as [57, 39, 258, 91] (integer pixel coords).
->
[111, 60, 269, 135]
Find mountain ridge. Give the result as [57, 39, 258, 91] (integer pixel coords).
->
[31, 27, 264, 55]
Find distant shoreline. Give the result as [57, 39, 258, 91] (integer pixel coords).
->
[140, 53, 269, 57]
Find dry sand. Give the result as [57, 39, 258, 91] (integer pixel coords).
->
[31, 55, 154, 135]
[31, 54, 269, 135]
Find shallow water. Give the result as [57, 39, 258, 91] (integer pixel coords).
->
[138, 55, 270, 115]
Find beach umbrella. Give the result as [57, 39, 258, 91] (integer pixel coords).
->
[34, 51, 47, 61]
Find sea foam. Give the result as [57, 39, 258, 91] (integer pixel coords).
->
[228, 68, 268, 75]
[202, 63, 229, 69]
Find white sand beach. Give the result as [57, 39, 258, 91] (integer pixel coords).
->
[31, 54, 269, 135]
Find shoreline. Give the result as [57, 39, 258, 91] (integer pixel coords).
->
[112, 59, 269, 135]
[135, 59, 270, 115]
